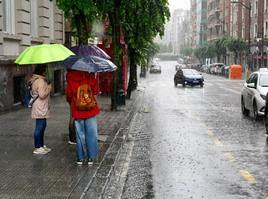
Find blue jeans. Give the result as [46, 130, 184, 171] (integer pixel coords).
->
[34, 119, 47, 148]
[74, 117, 98, 160]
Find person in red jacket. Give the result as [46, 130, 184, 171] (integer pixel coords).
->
[66, 69, 100, 165]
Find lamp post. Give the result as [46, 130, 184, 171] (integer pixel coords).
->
[231, 0, 251, 76]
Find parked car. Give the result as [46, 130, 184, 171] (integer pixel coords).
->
[241, 68, 268, 120]
[149, 64, 161, 73]
[174, 69, 204, 87]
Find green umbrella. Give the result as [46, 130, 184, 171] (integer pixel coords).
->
[15, 44, 75, 65]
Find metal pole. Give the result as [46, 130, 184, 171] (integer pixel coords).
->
[248, 4, 251, 74]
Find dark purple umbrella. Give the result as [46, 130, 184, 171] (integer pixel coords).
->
[70, 45, 111, 59]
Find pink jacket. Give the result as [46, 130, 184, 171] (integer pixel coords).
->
[29, 74, 52, 119]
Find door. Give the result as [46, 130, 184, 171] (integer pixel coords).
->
[244, 73, 257, 110]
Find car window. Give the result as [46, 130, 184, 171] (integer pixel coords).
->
[251, 74, 258, 85]
[247, 74, 256, 83]
[183, 69, 199, 75]
[259, 74, 268, 87]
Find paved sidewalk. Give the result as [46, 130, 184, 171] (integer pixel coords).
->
[0, 91, 140, 198]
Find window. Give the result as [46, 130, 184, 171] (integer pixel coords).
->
[3, 0, 15, 34]
[254, 24, 258, 37]
[13, 76, 25, 105]
[30, 0, 38, 37]
[255, 1, 258, 14]
[265, 21, 268, 37]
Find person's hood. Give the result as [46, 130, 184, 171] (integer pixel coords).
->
[67, 70, 93, 82]
[29, 74, 45, 84]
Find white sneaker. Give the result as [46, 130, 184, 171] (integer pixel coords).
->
[42, 145, 51, 152]
[68, 141, 76, 145]
[33, 147, 48, 155]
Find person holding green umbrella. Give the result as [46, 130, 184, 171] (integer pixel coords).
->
[29, 65, 52, 154]
[15, 43, 74, 154]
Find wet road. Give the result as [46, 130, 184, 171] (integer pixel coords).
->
[123, 61, 268, 199]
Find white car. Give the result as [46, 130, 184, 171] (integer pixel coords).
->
[241, 68, 268, 120]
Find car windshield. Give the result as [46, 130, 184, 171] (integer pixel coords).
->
[183, 69, 199, 75]
[259, 74, 268, 87]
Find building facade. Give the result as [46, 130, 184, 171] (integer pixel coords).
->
[190, 0, 198, 48]
[207, 0, 226, 42]
[196, 0, 207, 46]
[0, 0, 65, 112]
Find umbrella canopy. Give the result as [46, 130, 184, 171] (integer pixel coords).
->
[70, 45, 111, 59]
[62, 55, 117, 73]
[15, 44, 75, 65]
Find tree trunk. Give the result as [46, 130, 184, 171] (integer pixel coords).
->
[126, 49, 137, 99]
[110, 0, 122, 110]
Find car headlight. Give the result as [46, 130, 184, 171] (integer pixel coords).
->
[260, 94, 266, 100]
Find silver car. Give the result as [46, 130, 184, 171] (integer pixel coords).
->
[241, 68, 268, 120]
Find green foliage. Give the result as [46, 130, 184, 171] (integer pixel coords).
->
[193, 43, 216, 63]
[224, 37, 247, 54]
[214, 37, 227, 57]
[180, 47, 193, 57]
[121, 0, 170, 65]
[56, 0, 101, 44]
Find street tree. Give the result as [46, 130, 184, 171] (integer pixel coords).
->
[224, 37, 247, 64]
[194, 43, 215, 64]
[214, 37, 227, 63]
[180, 47, 193, 57]
[56, 0, 99, 45]
[120, 0, 170, 99]
[56, 0, 169, 110]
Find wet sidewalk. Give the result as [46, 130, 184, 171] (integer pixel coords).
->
[0, 91, 141, 198]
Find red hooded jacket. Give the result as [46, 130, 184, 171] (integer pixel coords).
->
[66, 70, 100, 119]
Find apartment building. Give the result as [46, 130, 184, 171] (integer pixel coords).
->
[190, 0, 197, 48]
[228, 0, 268, 70]
[207, 0, 226, 42]
[0, 0, 65, 111]
[196, 0, 207, 46]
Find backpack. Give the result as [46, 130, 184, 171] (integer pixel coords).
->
[75, 84, 96, 111]
[22, 78, 39, 108]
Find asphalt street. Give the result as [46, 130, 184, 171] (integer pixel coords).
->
[120, 61, 268, 199]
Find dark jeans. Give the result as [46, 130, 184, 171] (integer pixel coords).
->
[34, 118, 47, 148]
[69, 116, 76, 142]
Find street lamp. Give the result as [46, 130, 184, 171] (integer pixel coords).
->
[231, 0, 251, 76]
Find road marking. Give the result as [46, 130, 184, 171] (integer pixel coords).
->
[239, 170, 256, 184]
[224, 153, 235, 162]
[214, 138, 223, 146]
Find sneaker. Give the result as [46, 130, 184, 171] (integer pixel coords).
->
[42, 145, 51, 152]
[33, 147, 48, 155]
[76, 160, 83, 165]
[87, 159, 93, 165]
[68, 141, 76, 145]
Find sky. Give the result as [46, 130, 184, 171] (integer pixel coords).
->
[168, 0, 190, 12]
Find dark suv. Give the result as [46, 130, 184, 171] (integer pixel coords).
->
[174, 69, 204, 87]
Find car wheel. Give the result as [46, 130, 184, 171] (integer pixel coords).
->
[174, 81, 177, 87]
[241, 97, 249, 116]
[182, 82, 185, 87]
[200, 83, 204, 87]
[253, 101, 259, 120]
